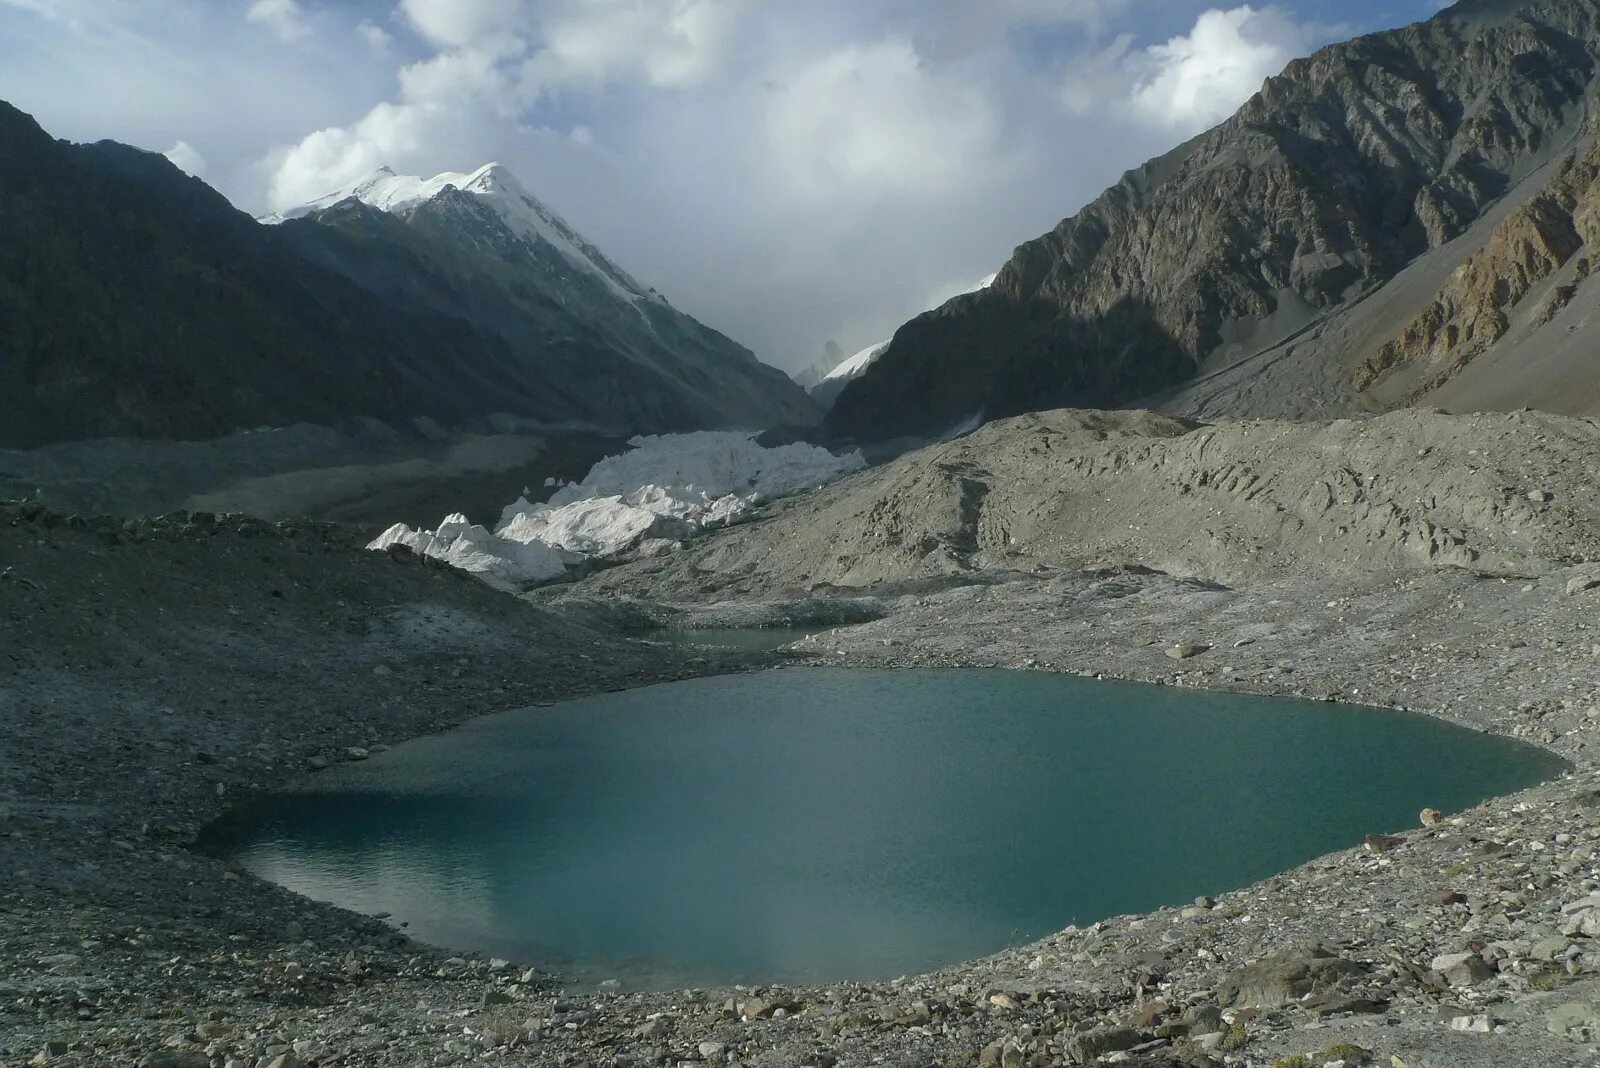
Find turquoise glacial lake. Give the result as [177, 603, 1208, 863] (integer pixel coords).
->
[207, 669, 1563, 988]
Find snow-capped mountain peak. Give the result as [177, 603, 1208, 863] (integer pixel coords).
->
[261, 162, 660, 304]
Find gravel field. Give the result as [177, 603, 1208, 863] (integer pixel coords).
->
[8, 407, 1600, 1067]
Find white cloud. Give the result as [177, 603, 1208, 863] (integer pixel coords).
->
[163, 139, 207, 176]
[357, 19, 393, 52]
[1059, 32, 1136, 116]
[909, 0, 1130, 59]
[400, 0, 527, 49]
[767, 38, 1000, 201]
[3, 0, 1363, 372]
[517, 0, 745, 98]
[399, 47, 520, 107]
[267, 102, 430, 206]
[246, 0, 309, 44]
[1059, 6, 1329, 135]
[265, 0, 748, 210]
[1130, 6, 1323, 129]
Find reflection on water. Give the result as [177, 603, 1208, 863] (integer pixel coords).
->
[207, 668, 1565, 989]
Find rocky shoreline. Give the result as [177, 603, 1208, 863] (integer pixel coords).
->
[7, 498, 1600, 1068]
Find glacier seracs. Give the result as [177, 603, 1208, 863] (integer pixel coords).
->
[368, 433, 864, 587]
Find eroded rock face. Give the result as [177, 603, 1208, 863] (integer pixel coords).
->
[1356, 133, 1600, 397]
[827, 0, 1600, 440]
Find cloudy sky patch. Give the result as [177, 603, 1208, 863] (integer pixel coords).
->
[0, 0, 1443, 370]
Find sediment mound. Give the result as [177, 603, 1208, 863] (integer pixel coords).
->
[572, 407, 1600, 598]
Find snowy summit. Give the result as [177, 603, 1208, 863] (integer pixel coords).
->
[260, 162, 662, 304]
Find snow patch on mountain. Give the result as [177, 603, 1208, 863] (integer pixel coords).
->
[823, 340, 891, 383]
[368, 432, 865, 588]
[261, 163, 659, 304]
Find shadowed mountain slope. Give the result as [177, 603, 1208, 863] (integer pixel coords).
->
[0, 103, 814, 448]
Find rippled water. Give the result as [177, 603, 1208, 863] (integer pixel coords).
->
[206, 668, 1562, 988]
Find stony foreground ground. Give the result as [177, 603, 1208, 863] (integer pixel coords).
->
[7, 404, 1600, 1068]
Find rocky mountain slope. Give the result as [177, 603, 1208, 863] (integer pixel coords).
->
[0, 103, 813, 448]
[827, 0, 1600, 440]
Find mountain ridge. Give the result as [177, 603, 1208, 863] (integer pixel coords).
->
[0, 105, 815, 448]
[262, 162, 666, 306]
[826, 0, 1600, 440]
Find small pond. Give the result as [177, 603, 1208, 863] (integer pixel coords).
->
[205, 669, 1563, 989]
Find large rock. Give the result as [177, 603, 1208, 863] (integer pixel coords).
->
[1065, 1028, 1141, 1065]
[1547, 1002, 1600, 1040]
[138, 1054, 209, 1068]
[1218, 945, 1365, 1008]
[1560, 895, 1600, 936]
[739, 994, 797, 1020]
[1430, 951, 1493, 987]
[1568, 575, 1600, 596]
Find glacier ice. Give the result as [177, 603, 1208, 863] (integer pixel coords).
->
[368, 433, 864, 588]
[368, 513, 574, 591]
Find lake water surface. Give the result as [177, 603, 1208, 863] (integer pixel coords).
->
[207, 668, 1563, 988]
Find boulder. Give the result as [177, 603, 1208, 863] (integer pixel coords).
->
[1559, 895, 1600, 937]
[30, 1042, 68, 1066]
[1547, 1002, 1600, 1040]
[1065, 1027, 1141, 1065]
[1532, 936, 1572, 961]
[140, 1055, 210, 1068]
[1302, 993, 1389, 1017]
[1364, 834, 1406, 854]
[740, 995, 797, 1020]
[1218, 945, 1364, 1008]
[1430, 952, 1492, 987]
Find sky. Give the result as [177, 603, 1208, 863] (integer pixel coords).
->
[0, 0, 1453, 373]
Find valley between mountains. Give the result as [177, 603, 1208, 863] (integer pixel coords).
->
[8, 1, 1600, 1068]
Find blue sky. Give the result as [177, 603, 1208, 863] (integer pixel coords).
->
[0, 0, 1454, 370]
